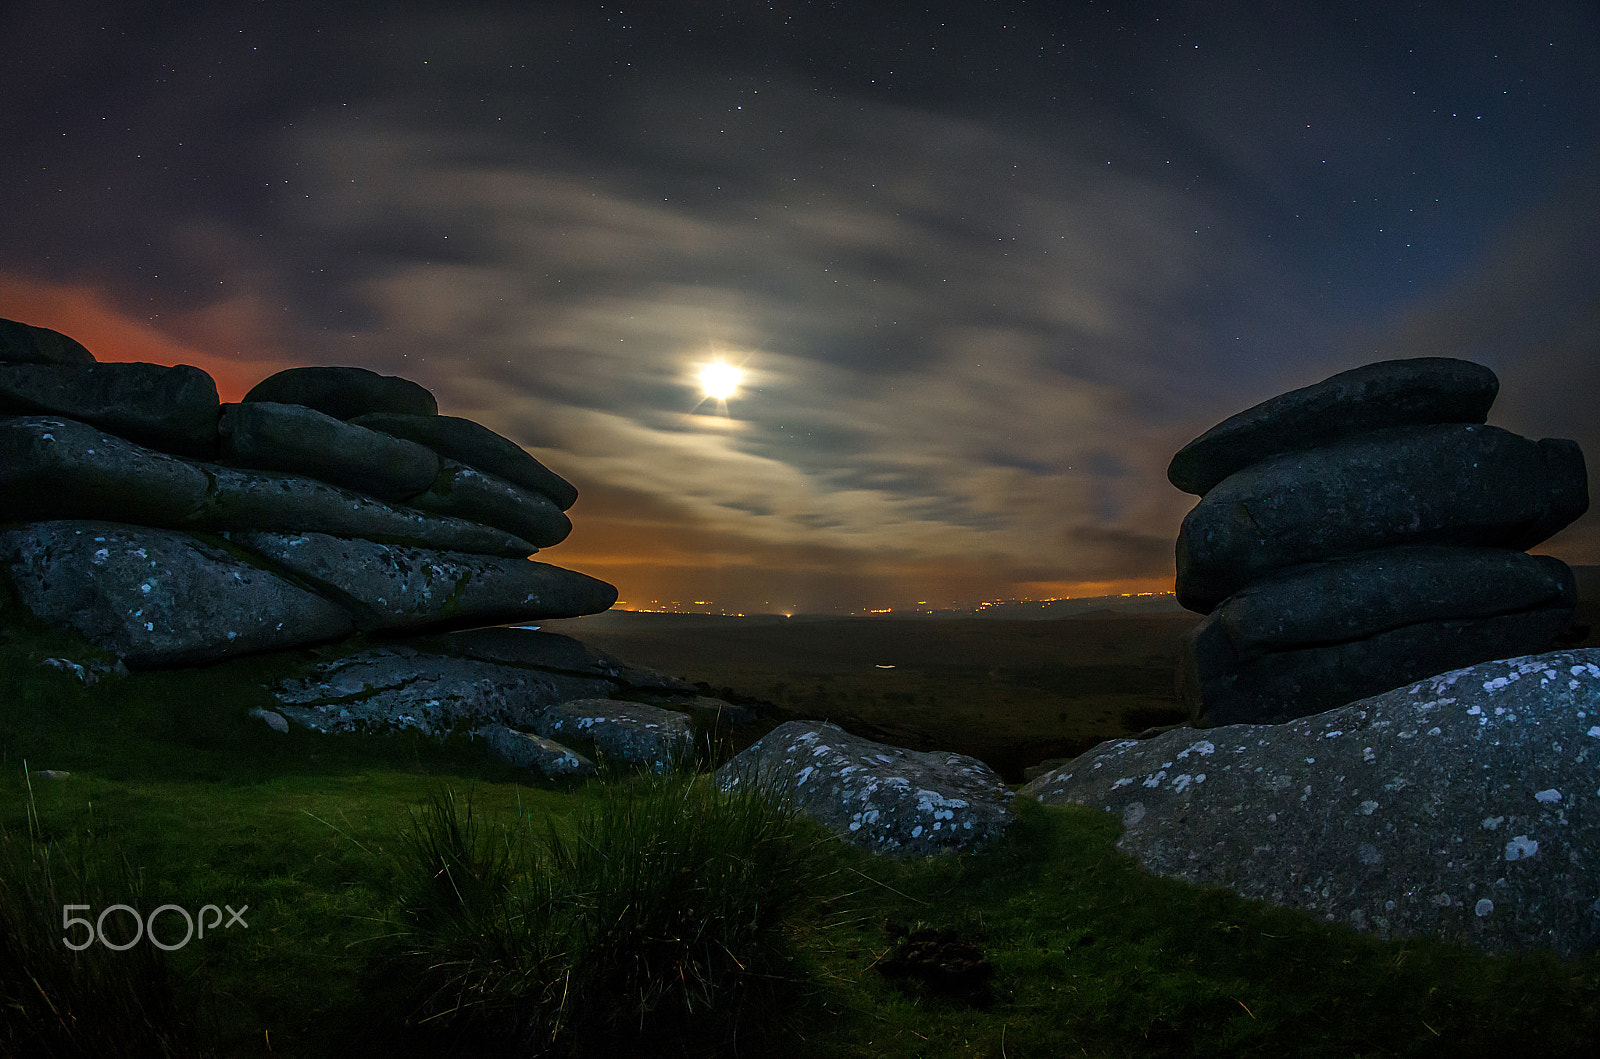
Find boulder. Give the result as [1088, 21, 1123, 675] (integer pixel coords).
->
[0, 520, 354, 667]
[194, 465, 537, 557]
[1179, 548, 1579, 724]
[717, 720, 1014, 857]
[243, 365, 437, 420]
[0, 318, 96, 365]
[534, 698, 694, 771]
[227, 530, 617, 630]
[1022, 649, 1600, 957]
[1175, 424, 1589, 612]
[407, 459, 572, 548]
[0, 362, 220, 457]
[475, 724, 595, 778]
[218, 401, 440, 501]
[353, 412, 579, 510]
[270, 646, 612, 736]
[1168, 358, 1499, 496]
[1, 416, 211, 525]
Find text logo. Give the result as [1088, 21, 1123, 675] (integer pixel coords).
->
[62, 903, 249, 951]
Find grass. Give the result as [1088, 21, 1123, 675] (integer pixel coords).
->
[0, 771, 219, 1058]
[354, 771, 852, 1057]
[4, 620, 1600, 1056]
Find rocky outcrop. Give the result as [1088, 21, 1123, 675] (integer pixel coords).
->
[718, 720, 1014, 857]
[259, 629, 725, 773]
[268, 644, 610, 736]
[534, 699, 694, 772]
[1169, 358, 1587, 725]
[0, 317, 615, 668]
[261, 628, 698, 734]
[1022, 650, 1600, 958]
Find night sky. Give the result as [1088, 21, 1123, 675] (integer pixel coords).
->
[4, 2, 1598, 615]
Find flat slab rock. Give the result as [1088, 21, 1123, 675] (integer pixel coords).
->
[534, 699, 693, 772]
[269, 646, 615, 736]
[2, 415, 536, 556]
[718, 720, 1014, 858]
[219, 400, 440, 501]
[1022, 650, 1600, 957]
[228, 530, 617, 630]
[0, 520, 353, 667]
[1168, 357, 1498, 496]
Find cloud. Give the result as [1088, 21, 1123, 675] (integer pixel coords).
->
[234, 74, 1265, 608]
[6, 3, 1593, 611]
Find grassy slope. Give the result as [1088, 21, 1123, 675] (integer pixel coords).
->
[4, 610, 1600, 1056]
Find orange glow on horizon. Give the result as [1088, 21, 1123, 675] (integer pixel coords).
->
[0, 272, 299, 401]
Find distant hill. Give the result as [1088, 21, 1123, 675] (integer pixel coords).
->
[568, 567, 1597, 631]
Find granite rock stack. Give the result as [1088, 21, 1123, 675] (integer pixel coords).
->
[1169, 357, 1587, 726]
[0, 317, 616, 667]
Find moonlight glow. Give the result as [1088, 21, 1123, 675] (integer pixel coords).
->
[698, 362, 743, 400]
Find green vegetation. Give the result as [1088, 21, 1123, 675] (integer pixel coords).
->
[355, 773, 852, 1056]
[4, 623, 1600, 1056]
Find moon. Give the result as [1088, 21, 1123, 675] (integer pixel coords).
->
[698, 361, 743, 400]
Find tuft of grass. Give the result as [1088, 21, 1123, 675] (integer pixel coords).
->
[363, 768, 853, 1057]
[0, 768, 219, 1058]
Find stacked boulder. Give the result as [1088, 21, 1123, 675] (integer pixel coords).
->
[0, 317, 616, 668]
[1169, 357, 1588, 726]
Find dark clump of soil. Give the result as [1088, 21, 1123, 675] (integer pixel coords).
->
[877, 920, 995, 1007]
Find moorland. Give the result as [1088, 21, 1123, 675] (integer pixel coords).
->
[3, 580, 1600, 1056]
